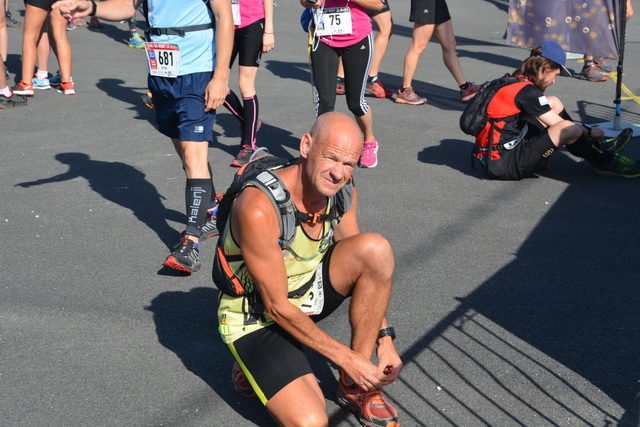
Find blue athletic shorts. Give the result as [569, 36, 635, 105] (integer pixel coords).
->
[148, 72, 216, 142]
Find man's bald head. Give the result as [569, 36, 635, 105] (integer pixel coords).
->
[308, 112, 363, 156]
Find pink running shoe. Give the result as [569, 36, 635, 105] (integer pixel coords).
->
[359, 140, 379, 168]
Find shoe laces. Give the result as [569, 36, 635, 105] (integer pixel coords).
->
[237, 145, 252, 157]
[616, 155, 635, 166]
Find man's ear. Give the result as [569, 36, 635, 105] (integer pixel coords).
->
[300, 133, 313, 158]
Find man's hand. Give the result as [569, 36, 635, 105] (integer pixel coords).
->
[342, 351, 389, 392]
[204, 77, 228, 111]
[376, 338, 403, 385]
[51, 0, 91, 19]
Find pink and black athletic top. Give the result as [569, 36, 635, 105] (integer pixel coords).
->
[237, 0, 265, 29]
[318, 0, 373, 47]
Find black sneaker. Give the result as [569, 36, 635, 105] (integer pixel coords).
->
[230, 144, 254, 167]
[593, 154, 640, 178]
[199, 207, 219, 241]
[598, 128, 633, 154]
[0, 93, 28, 109]
[163, 235, 201, 273]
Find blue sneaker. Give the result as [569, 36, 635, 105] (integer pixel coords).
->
[32, 76, 51, 90]
[128, 34, 145, 49]
[49, 72, 72, 87]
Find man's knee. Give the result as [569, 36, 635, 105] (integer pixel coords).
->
[351, 233, 394, 272]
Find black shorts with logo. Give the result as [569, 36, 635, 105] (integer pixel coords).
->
[368, 0, 390, 18]
[227, 243, 349, 404]
[410, 0, 451, 25]
[486, 129, 557, 180]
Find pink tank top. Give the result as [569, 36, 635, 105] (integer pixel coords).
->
[237, 0, 265, 29]
[317, 0, 373, 47]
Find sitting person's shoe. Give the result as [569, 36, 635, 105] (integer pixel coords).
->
[460, 81, 482, 103]
[336, 370, 399, 427]
[163, 235, 201, 273]
[594, 57, 614, 73]
[580, 64, 608, 82]
[0, 92, 28, 109]
[230, 144, 255, 167]
[128, 34, 145, 49]
[599, 128, 633, 154]
[593, 154, 640, 178]
[365, 80, 393, 98]
[358, 140, 379, 168]
[395, 87, 426, 105]
[232, 362, 257, 398]
[199, 204, 219, 241]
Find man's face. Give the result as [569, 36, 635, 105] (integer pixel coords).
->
[536, 66, 561, 92]
[304, 135, 360, 198]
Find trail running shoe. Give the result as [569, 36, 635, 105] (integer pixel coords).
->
[141, 91, 155, 109]
[580, 65, 608, 82]
[128, 34, 145, 49]
[599, 128, 633, 154]
[88, 17, 104, 28]
[232, 362, 257, 398]
[231, 144, 254, 167]
[32, 76, 51, 90]
[74, 17, 86, 26]
[365, 80, 393, 98]
[336, 79, 345, 95]
[395, 87, 426, 105]
[199, 204, 219, 241]
[57, 81, 76, 95]
[6, 10, 22, 28]
[66, 19, 76, 31]
[163, 235, 201, 273]
[593, 154, 640, 178]
[594, 58, 614, 73]
[336, 370, 399, 427]
[460, 81, 482, 103]
[12, 81, 34, 96]
[49, 71, 72, 86]
[0, 93, 28, 109]
[359, 140, 379, 168]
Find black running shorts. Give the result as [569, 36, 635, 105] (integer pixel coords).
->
[231, 19, 264, 68]
[410, 0, 451, 25]
[487, 130, 557, 180]
[227, 243, 348, 404]
[368, 0, 390, 18]
[25, 0, 57, 11]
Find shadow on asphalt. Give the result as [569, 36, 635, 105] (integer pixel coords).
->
[145, 287, 277, 426]
[14, 152, 182, 249]
[96, 78, 156, 122]
[396, 173, 640, 425]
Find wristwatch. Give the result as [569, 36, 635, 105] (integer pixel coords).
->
[377, 327, 396, 341]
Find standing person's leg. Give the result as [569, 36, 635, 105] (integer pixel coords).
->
[14, 4, 49, 95]
[0, 0, 8, 64]
[396, 21, 432, 105]
[342, 33, 378, 168]
[364, 9, 393, 98]
[33, 17, 51, 89]
[310, 41, 340, 117]
[1, 57, 28, 107]
[48, 6, 74, 94]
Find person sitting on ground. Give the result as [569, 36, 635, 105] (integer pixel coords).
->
[473, 40, 638, 180]
[396, 0, 481, 105]
[214, 112, 403, 427]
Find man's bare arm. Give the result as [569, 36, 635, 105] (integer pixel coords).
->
[205, 0, 234, 111]
[52, 0, 139, 21]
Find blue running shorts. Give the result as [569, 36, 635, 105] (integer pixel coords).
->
[148, 71, 216, 142]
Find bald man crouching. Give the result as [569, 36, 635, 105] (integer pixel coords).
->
[214, 112, 402, 426]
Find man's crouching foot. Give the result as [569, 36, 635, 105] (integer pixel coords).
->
[336, 370, 399, 427]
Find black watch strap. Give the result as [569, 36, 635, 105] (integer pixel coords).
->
[89, 0, 97, 17]
[377, 327, 396, 341]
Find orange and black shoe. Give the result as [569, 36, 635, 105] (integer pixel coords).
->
[57, 81, 76, 95]
[336, 369, 399, 427]
[163, 235, 201, 273]
[336, 77, 345, 95]
[12, 81, 34, 96]
[232, 362, 257, 398]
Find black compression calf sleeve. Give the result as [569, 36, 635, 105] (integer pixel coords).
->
[185, 178, 212, 238]
[566, 136, 613, 166]
[242, 95, 259, 148]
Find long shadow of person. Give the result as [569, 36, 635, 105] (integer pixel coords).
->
[418, 138, 486, 178]
[15, 152, 183, 248]
[95, 78, 156, 122]
[146, 287, 276, 426]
